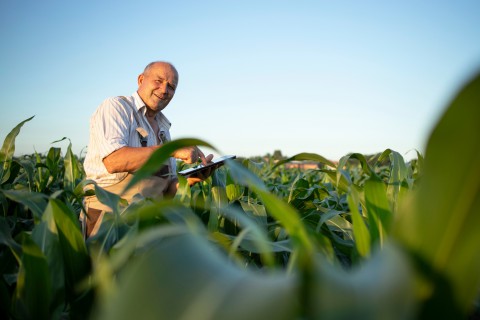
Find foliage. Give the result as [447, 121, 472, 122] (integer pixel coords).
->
[0, 71, 479, 319]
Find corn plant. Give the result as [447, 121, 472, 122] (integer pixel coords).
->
[0, 121, 91, 319]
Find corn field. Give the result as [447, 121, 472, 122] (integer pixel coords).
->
[1, 72, 479, 320]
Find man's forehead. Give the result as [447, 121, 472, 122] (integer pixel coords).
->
[148, 63, 175, 73]
[147, 63, 177, 80]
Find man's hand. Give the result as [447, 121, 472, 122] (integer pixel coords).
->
[173, 146, 215, 189]
[173, 146, 213, 165]
[165, 161, 215, 197]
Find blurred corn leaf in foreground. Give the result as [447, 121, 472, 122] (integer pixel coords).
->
[395, 71, 480, 318]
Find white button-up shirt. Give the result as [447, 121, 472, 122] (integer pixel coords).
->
[83, 92, 176, 187]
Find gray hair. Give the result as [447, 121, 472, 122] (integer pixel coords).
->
[143, 61, 179, 81]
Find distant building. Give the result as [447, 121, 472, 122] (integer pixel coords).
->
[284, 161, 319, 170]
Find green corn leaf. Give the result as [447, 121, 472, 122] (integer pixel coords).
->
[122, 138, 217, 193]
[364, 176, 392, 247]
[350, 153, 376, 177]
[225, 160, 267, 192]
[227, 160, 316, 265]
[245, 159, 264, 177]
[220, 205, 275, 267]
[378, 149, 409, 213]
[45, 147, 62, 178]
[1, 190, 48, 222]
[94, 229, 299, 320]
[347, 187, 371, 258]
[44, 199, 90, 300]
[336, 155, 353, 189]
[0, 117, 33, 184]
[173, 175, 192, 206]
[0, 116, 34, 166]
[31, 216, 67, 316]
[87, 224, 189, 306]
[338, 153, 376, 184]
[13, 233, 52, 320]
[226, 170, 243, 202]
[0, 216, 22, 259]
[255, 189, 315, 260]
[272, 152, 336, 169]
[50, 137, 68, 144]
[18, 159, 36, 192]
[321, 169, 350, 194]
[1, 160, 22, 186]
[316, 209, 345, 232]
[209, 169, 228, 232]
[121, 199, 182, 224]
[311, 242, 415, 320]
[63, 141, 82, 193]
[239, 200, 268, 233]
[414, 149, 425, 176]
[395, 71, 480, 315]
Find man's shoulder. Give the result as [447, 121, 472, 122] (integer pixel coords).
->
[92, 96, 135, 120]
[97, 95, 134, 111]
[102, 95, 131, 105]
[106, 94, 142, 111]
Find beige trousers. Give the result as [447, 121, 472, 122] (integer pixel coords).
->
[81, 173, 171, 237]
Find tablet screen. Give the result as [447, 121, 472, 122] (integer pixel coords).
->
[178, 155, 236, 177]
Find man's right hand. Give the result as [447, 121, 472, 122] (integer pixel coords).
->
[173, 146, 213, 165]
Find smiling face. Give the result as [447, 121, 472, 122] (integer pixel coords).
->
[137, 62, 178, 115]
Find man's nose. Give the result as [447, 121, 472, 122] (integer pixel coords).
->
[159, 82, 168, 94]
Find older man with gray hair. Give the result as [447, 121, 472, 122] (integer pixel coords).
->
[83, 61, 212, 237]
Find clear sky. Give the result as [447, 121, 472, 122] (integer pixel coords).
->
[1, 0, 479, 161]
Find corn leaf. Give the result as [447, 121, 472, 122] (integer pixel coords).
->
[0, 216, 22, 258]
[226, 170, 243, 202]
[94, 229, 298, 320]
[0, 116, 34, 184]
[123, 138, 217, 193]
[311, 243, 415, 320]
[1, 190, 48, 221]
[220, 205, 275, 267]
[378, 149, 409, 212]
[31, 215, 67, 316]
[395, 71, 480, 315]
[209, 169, 227, 232]
[347, 188, 371, 258]
[13, 233, 51, 320]
[273, 152, 336, 169]
[364, 176, 392, 247]
[63, 142, 82, 193]
[45, 199, 90, 300]
[18, 159, 36, 192]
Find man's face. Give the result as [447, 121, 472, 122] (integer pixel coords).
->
[137, 62, 178, 113]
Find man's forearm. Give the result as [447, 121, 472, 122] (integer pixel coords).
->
[102, 146, 159, 173]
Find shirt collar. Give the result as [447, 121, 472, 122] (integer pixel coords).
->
[132, 91, 146, 111]
[132, 91, 172, 128]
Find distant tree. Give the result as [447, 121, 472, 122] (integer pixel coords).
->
[272, 150, 284, 161]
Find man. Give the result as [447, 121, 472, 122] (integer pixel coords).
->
[82, 61, 213, 237]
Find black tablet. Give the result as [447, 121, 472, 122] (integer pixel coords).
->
[178, 155, 236, 177]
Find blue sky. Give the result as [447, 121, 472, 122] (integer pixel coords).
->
[1, 1, 479, 161]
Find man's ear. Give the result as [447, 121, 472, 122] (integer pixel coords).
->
[137, 73, 144, 86]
